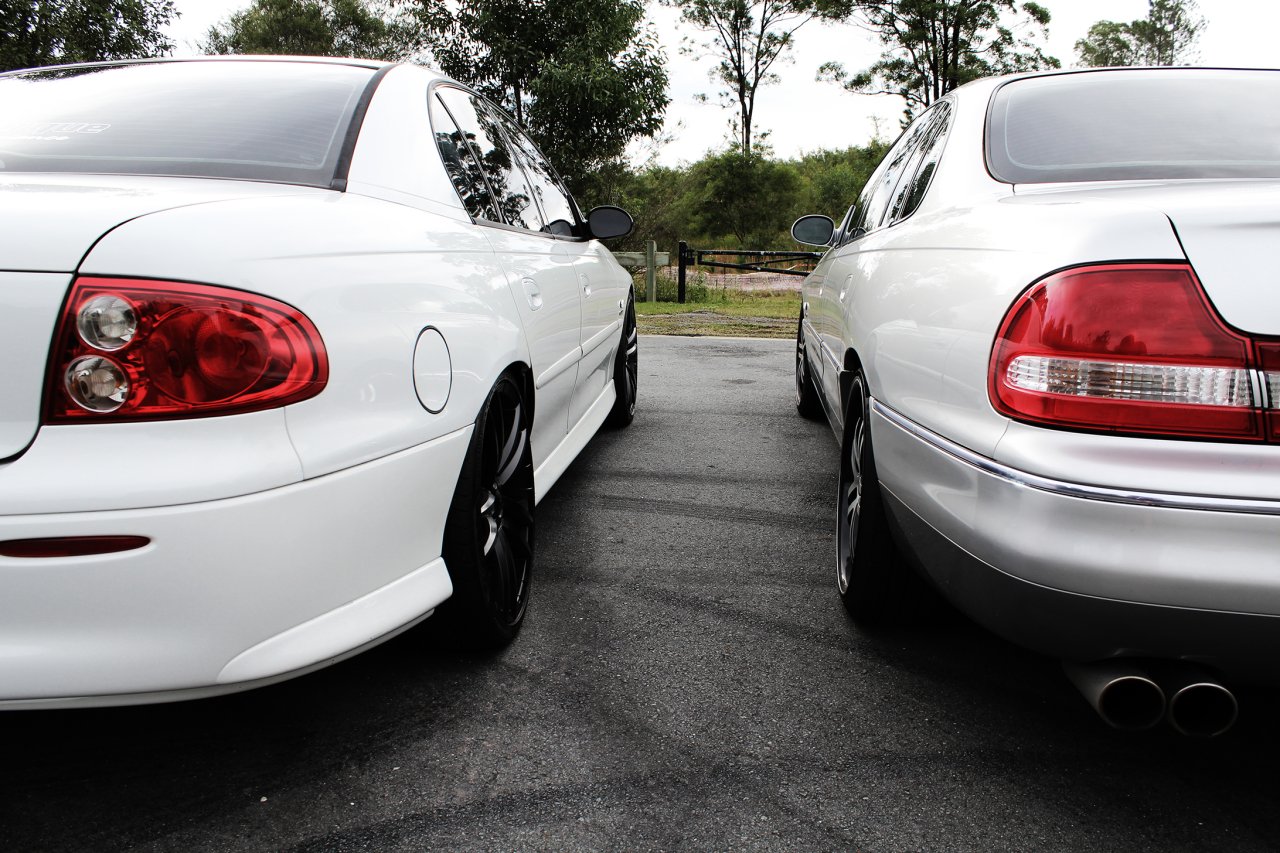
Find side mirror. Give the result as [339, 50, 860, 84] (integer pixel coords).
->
[791, 214, 835, 247]
[587, 205, 634, 240]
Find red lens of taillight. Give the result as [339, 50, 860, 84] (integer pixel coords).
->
[46, 277, 328, 422]
[990, 264, 1264, 440]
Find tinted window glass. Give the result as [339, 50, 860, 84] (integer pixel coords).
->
[484, 106, 578, 237]
[852, 115, 933, 237]
[890, 102, 950, 223]
[430, 92, 500, 221]
[0, 61, 374, 187]
[435, 87, 542, 231]
[988, 70, 1280, 183]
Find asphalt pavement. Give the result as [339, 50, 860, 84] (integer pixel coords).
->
[5, 335, 1280, 851]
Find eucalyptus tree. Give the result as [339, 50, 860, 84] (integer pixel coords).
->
[1076, 0, 1206, 67]
[0, 0, 175, 72]
[202, 0, 408, 61]
[666, 0, 850, 157]
[412, 0, 669, 194]
[819, 0, 1058, 121]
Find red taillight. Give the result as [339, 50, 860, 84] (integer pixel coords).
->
[991, 264, 1266, 441]
[46, 277, 328, 422]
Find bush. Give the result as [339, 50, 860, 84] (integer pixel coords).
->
[632, 269, 711, 303]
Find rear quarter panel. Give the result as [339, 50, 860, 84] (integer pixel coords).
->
[843, 196, 1187, 459]
[81, 192, 529, 480]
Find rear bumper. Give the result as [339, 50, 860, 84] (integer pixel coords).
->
[872, 402, 1280, 681]
[0, 427, 471, 708]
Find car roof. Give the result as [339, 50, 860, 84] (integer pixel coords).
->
[951, 64, 1280, 98]
[0, 54, 399, 78]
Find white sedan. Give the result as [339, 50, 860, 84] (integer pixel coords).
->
[793, 67, 1280, 736]
[0, 57, 638, 707]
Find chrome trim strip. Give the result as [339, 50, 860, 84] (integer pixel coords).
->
[872, 400, 1280, 516]
[535, 347, 581, 390]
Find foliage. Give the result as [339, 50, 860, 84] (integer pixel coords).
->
[598, 142, 888, 257]
[682, 150, 801, 246]
[1075, 0, 1205, 67]
[202, 0, 408, 60]
[412, 0, 668, 196]
[664, 0, 847, 156]
[0, 0, 175, 72]
[819, 0, 1058, 121]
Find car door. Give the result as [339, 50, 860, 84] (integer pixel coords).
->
[817, 109, 939, 411]
[490, 118, 622, 428]
[432, 87, 582, 467]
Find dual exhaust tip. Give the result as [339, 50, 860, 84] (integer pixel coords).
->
[1064, 660, 1239, 737]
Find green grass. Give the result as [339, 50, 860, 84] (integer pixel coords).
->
[633, 286, 801, 339]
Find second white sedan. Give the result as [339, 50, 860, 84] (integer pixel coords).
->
[793, 67, 1280, 736]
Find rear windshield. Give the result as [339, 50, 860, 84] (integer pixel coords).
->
[0, 61, 376, 187]
[987, 70, 1280, 183]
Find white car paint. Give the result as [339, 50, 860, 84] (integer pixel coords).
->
[0, 58, 634, 707]
[799, 67, 1280, 681]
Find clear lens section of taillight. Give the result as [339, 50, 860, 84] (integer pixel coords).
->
[76, 294, 137, 350]
[64, 355, 129, 412]
[991, 264, 1263, 440]
[1006, 356, 1253, 407]
[47, 277, 328, 422]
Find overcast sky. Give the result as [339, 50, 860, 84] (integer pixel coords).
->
[166, 0, 1280, 166]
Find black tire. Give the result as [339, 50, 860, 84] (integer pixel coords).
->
[438, 370, 534, 648]
[606, 296, 638, 428]
[837, 369, 926, 626]
[796, 315, 823, 420]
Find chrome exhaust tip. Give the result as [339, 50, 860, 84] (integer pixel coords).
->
[1166, 674, 1238, 738]
[1063, 660, 1166, 731]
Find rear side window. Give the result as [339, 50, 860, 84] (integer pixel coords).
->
[988, 69, 1280, 183]
[430, 92, 501, 222]
[434, 86, 543, 231]
[847, 104, 944, 239]
[0, 61, 376, 187]
[889, 102, 950, 224]
[481, 104, 579, 237]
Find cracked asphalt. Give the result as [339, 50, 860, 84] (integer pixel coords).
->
[5, 335, 1280, 851]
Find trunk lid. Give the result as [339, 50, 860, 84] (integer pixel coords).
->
[1016, 180, 1280, 335]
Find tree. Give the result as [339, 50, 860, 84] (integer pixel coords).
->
[819, 0, 1058, 121]
[665, 0, 845, 157]
[685, 149, 801, 246]
[414, 0, 669, 195]
[1075, 0, 1205, 67]
[202, 0, 407, 60]
[0, 0, 175, 72]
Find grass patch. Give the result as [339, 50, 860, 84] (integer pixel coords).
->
[634, 288, 800, 339]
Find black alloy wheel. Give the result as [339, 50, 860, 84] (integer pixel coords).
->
[607, 296, 638, 427]
[836, 368, 922, 625]
[796, 314, 822, 419]
[440, 371, 534, 647]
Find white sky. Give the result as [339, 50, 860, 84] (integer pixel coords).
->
[166, 0, 1280, 166]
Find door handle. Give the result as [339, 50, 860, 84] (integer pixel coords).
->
[579, 273, 591, 297]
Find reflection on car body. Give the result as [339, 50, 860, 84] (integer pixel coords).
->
[0, 56, 639, 709]
[793, 67, 1280, 736]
